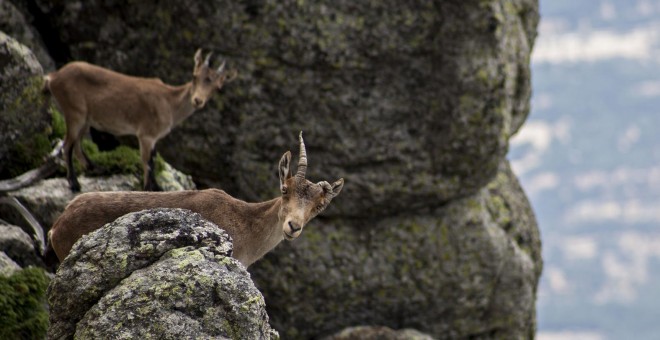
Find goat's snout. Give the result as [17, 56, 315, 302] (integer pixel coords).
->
[193, 97, 204, 108]
[284, 221, 302, 240]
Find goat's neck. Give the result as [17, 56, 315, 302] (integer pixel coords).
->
[237, 197, 285, 267]
[169, 82, 196, 126]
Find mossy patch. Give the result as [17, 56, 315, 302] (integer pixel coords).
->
[0, 267, 50, 340]
[81, 141, 141, 176]
[1, 77, 53, 178]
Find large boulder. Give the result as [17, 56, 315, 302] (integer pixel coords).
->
[47, 208, 278, 339]
[0, 31, 51, 179]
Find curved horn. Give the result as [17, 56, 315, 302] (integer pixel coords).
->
[204, 52, 212, 67]
[216, 60, 226, 73]
[296, 131, 307, 178]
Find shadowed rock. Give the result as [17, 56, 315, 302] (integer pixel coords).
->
[0, 224, 43, 268]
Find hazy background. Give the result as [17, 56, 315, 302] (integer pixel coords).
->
[509, 1, 660, 339]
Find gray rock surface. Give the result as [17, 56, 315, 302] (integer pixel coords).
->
[0, 31, 50, 179]
[0, 224, 42, 268]
[0, 251, 21, 277]
[0, 1, 54, 71]
[324, 326, 435, 340]
[47, 208, 277, 340]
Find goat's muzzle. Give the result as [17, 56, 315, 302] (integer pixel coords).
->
[193, 97, 205, 109]
[284, 221, 302, 240]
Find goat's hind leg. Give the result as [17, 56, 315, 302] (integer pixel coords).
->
[63, 134, 81, 192]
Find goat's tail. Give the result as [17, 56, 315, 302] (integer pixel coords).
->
[42, 75, 51, 95]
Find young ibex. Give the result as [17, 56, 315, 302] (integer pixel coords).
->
[43, 49, 237, 192]
[48, 133, 344, 268]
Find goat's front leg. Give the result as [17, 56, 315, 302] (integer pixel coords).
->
[139, 137, 161, 191]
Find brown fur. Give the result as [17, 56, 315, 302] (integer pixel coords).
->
[49, 189, 283, 267]
[45, 50, 237, 192]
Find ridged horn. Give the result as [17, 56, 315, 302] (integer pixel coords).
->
[296, 131, 307, 178]
[204, 52, 212, 67]
[216, 60, 226, 73]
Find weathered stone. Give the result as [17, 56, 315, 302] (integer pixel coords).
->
[0, 31, 50, 179]
[0, 224, 42, 268]
[47, 208, 277, 340]
[0, 251, 20, 276]
[323, 326, 435, 340]
[0, 1, 55, 71]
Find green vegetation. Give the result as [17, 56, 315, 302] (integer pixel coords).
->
[0, 267, 50, 340]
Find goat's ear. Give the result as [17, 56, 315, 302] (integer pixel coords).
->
[223, 69, 238, 84]
[279, 151, 292, 190]
[194, 49, 203, 72]
[329, 178, 344, 197]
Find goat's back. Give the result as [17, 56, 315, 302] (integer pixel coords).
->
[49, 189, 240, 261]
[46, 62, 174, 135]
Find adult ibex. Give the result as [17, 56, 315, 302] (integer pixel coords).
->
[48, 133, 344, 268]
[43, 49, 237, 192]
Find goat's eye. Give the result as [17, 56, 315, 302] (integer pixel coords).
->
[205, 77, 212, 83]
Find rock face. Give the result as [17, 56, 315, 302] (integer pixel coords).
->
[0, 31, 50, 179]
[0, 1, 55, 71]
[0, 252, 20, 277]
[10, 0, 541, 338]
[0, 224, 43, 268]
[324, 326, 435, 340]
[47, 208, 277, 339]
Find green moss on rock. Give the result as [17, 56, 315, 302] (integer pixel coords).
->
[0, 267, 50, 340]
